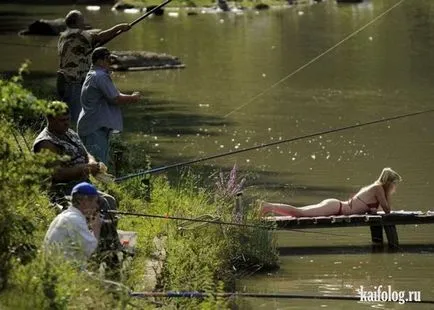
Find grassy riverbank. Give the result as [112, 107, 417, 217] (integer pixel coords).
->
[0, 69, 278, 308]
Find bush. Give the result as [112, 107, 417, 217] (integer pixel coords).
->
[0, 119, 54, 291]
[1, 253, 133, 310]
[0, 69, 278, 309]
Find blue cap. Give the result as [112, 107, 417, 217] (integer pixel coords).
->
[71, 182, 98, 196]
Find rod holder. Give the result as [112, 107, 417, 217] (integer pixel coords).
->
[113, 150, 123, 177]
[142, 177, 152, 203]
[233, 192, 244, 224]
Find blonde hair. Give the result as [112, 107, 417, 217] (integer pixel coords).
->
[377, 167, 402, 185]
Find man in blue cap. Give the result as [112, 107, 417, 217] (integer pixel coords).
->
[44, 182, 102, 262]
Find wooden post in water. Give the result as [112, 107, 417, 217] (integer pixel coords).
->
[370, 225, 399, 249]
[370, 225, 383, 245]
[384, 225, 399, 249]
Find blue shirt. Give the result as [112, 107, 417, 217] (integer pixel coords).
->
[78, 66, 122, 136]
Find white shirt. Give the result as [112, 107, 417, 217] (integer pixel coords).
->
[44, 206, 98, 262]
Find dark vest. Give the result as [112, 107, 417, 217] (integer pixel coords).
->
[33, 127, 90, 196]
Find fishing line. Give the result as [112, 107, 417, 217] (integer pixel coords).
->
[223, 0, 406, 118]
[10, 127, 25, 156]
[0, 0, 173, 52]
[115, 108, 434, 182]
[129, 291, 434, 303]
[88, 0, 173, 54]
[17, 128, 32, 153]
[0, 41, 57, 49]
[106, 209, 272, 229]
[107, 210, 394, 239]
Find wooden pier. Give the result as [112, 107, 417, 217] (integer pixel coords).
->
[263, 211, 434, 249]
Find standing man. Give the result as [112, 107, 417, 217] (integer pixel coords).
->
[44, 182, 101, 263]
[78, 47, 140, 164]
[57, 10, 131, 123]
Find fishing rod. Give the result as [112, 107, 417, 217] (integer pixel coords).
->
[106, 210, 356, 238]
[0, 41, 57, 49]
[10, 127, 25, 156]
[129, 291, 434, 303]
[16, 127, 31, 153]
[106, 209, 271, 229]
[91, 0, 173, 51]
[2, 0, 171, 52]
[115, 108, 434, 182]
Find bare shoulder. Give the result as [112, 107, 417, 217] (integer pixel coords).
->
[371, 183, 385, 194]
[357, 183, 380, 195]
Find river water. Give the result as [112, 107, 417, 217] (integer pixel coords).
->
[1, 0, 434, 308]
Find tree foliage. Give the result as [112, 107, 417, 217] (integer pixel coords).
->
[0, 65, 62, 291]
[0, 66, 278, 309]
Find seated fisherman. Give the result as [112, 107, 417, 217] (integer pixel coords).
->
[33, 101, 120, 253]
[44, 182, 102, 263]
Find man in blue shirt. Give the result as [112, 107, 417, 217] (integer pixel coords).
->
[78, 47, 140, 164]
[58, 10, 131, 124]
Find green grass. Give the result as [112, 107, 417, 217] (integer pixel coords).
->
[100, 171, 279, 303]
[0, 71, 279, 309]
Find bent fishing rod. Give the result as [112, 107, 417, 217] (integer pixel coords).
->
[115, 108, 434, 182]
[129, 291, 434, 303]
[90, 0, 173, 52]
[105, 209, 271, 229]
[3, 0, 171, 52]
[106, 210, 353, 237]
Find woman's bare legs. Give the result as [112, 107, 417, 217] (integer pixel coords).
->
[261, 199, 341, 217]
[261, 202, 302, 216]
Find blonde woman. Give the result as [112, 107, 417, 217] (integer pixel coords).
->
[261, 168, 402, 217]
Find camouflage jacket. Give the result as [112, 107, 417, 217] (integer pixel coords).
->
[33, 127, 89, 166]
[58, 28, 96, 82]
[33, 127, 91, 196]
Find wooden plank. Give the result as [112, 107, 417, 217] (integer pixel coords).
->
[297, 217, 317, 226]
[265, 211, 434, 230]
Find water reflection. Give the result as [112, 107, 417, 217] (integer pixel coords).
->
[2, 0, 434, 308]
